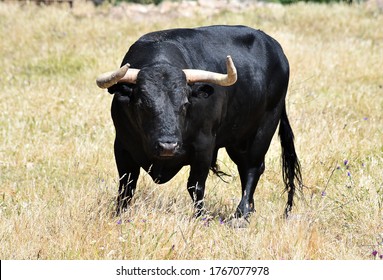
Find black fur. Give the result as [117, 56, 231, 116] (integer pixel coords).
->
[106, 25, 302, 219]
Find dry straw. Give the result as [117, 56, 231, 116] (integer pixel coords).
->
[0, 1, 382, 259]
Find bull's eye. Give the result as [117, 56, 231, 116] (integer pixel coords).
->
[180, 102, 190, 114]
[133, 95, 142, 106]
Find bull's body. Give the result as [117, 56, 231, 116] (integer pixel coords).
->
[102, 25, 301, 219]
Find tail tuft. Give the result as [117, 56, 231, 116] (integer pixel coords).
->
[210, 149, 231, 183]
[210, 163, 231, 183]
[279, 105, 302, 216]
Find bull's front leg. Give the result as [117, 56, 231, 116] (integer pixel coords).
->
[187, 150, 212, 217]
[114, 139, 140, 215]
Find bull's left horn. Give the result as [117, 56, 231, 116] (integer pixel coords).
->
[96, 63, 140, 88]
[183, 55, 237, 87]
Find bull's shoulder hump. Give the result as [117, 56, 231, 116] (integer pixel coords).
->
[137, 25, 260, 43]
[196, 25, 261, 36]
[137, 28, 200, 43]
[194, 25, 276, 49]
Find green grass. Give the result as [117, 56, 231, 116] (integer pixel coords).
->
[0, 1, 382, 259]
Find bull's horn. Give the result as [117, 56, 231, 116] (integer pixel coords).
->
[183, 55, 237, 86]
[96, 63, 140, 88]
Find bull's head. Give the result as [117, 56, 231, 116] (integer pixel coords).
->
[96, 56, 237, 158]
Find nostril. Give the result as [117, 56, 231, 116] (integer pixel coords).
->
[157, 142, 179, 156]
[158, 142, 178, 151]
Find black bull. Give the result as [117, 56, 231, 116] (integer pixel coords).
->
[96, 25, 302, 219]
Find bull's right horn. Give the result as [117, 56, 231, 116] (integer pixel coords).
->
[183, 55, 237, 87]
[96, 63, 140, 88]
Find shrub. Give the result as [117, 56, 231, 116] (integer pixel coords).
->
[114, 0, 164, 5]
[268, 0, 354, 4]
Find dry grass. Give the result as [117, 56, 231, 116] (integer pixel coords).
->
[0, 1, 382, 260]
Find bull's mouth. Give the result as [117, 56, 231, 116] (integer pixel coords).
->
[159, 150, 178, 157]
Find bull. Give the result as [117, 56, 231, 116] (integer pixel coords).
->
[96, 25, 302, 220]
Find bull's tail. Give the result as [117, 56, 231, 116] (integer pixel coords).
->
[210, 149, 231, 183]
[279, 104, 302, 217]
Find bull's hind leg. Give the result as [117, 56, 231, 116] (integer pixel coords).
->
[227, 109, 283, 220]
[226, 147, 265, 219]
[114, 139, 140, 215]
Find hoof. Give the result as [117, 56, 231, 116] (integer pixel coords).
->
[194, 209, 206, 218]
[226, 217, 250, 228]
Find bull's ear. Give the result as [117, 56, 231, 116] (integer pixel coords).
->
[107, 84, 133, 95]
[191, 84, 214, 98]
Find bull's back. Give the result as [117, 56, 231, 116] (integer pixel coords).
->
[133, 25, 288, 74]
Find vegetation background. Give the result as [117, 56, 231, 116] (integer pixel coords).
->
[0, 0, 382, 259]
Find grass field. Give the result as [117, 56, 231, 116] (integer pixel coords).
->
[0, 1, 382, 260]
